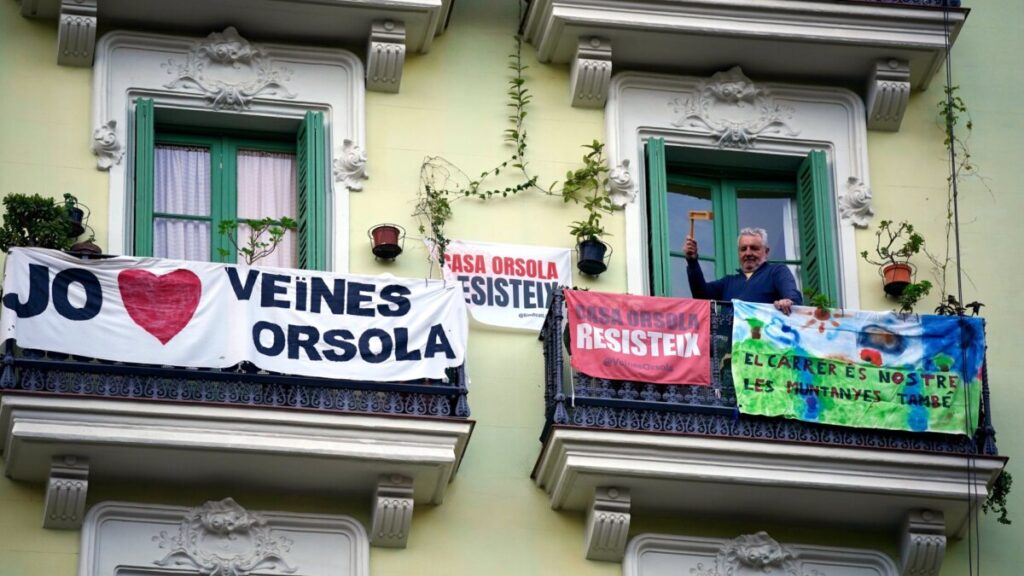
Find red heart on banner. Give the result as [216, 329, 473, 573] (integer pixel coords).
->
[118, 269, 202, 345]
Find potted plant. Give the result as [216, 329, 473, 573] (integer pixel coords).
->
[895, 279, 932, 315]
[0, 193, 77, 252]
[562, 142, 615, 276]
[63, 193, 86, 238]
[860, 219, 925, 296]
[368, 223, 405, 260]
[571, 217, 611, 276]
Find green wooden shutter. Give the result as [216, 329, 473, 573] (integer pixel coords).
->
[646, 137, 671, 296]
[296, 111, 328, 270]
[133, 98, 156, 256]
[796, 150, 838, 301]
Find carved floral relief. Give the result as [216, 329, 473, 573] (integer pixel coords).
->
[162, 27, 297, 111]
[690, 532, 824, 576]
[669, 67, 799, 149]
[153, 498, 297, 576]
[333, 139, 369, 191]
[838, 176, 874, 228]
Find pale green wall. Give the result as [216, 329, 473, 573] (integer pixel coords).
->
[0, 0, 1021, 573]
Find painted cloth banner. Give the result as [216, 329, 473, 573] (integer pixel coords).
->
[1, 248, 468, 382]
[439, 239, 571, 331]
[565, 290, 711, 385]
[731, 300, 985, 435]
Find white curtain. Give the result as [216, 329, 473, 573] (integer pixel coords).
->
[237, 149, 297, 268]
[154, 145, 211, 261]
[152, 146, 298, 267]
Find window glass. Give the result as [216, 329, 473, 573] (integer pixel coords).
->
[147, 138, 297, 266]
[736, 189, 799, 261]
[667, 184, 715, 258]
[666, 183, 715, 299]
[236, 149, 298, 268]
[153, 145, 212, 261]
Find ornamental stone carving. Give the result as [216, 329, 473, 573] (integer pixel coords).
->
[43, 456, 89, 530]
[92, 120, 124, 170]
[162, 27, 297, 110]
[866, 59, 911, 132]
[570, 37, 612, 109]
[57, 0, 97, 67]
[691, 531, 824, 576]
[154, 498, 297, 576]
[838, 176, 874, 228]
[366, 20, 406, 93]
[606, 159, 634, 207]
[669, 67, 798, 149]
[585, 487, 631, 562]
[333, 140, 369, 191]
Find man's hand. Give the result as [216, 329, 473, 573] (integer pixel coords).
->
[683, 236, 698, 261]
[773, 298, 794, 315]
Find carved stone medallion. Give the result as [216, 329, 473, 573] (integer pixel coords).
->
[606, 159, 634, 207]
[162, 27, 297, 110]
[838, 176, 874, 228]
[92, 120, 124, 170]
[669, 67, 799, 149]
[690, 532, 824, 576]
[153, 498, 297, 576]
[333, 139, 369, 191]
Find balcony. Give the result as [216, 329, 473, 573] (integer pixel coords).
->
[533, 288, 1004, 567]
[0, 251, 472, 547]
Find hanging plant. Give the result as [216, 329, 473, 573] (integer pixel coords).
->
[0, 193, 77, 252]
[414, 34, 614, 273]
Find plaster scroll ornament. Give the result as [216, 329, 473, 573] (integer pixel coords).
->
[669, 67, 799, 149]
[162, 27, 297, 111]
[333, 139, 369, 191]
[153, 497, 298, 576]
[92, 120, 124, 170]
[838, 176, 874, 228]
[689, 531, 824, 576]
[606, 159, 635, 207]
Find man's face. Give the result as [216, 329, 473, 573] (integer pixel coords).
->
[738, 234, 769, 273]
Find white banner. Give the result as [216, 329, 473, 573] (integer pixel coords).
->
[1, 248, 468, 382]
[438, 239, 571, 331]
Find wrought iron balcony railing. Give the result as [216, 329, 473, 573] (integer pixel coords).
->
[540, 288, 996, 456]
[1, 343, 470, 419]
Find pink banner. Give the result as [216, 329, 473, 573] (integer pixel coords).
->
[565, 290, 711, 385]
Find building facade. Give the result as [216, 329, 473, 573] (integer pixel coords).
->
[0, 0, 1021, 574]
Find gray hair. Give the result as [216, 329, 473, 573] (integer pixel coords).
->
[738, 227, 768, 246]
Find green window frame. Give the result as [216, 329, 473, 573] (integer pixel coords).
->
[133, 98, 328, 270]
[646, 138, 838, 302]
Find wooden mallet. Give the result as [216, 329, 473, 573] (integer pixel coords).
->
[688, 210, 714, 239]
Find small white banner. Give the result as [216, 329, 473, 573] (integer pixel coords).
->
[438, 239, 571, 331]
[1, 248, 468, 382]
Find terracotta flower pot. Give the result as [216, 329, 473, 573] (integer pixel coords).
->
[369, 224, 404, 260]
[881, 263, 913, 296]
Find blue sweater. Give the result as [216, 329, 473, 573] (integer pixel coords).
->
[686, 259, 803, 304]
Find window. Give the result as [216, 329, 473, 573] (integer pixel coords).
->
[133, 99, 328, 270]
[646, 138, 838, 301]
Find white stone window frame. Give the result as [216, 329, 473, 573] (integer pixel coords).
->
[80, 500, 369, 576]
[625, 532, 897, 576]
[607, 71, 870, 309]
[92, 29, 367, 272]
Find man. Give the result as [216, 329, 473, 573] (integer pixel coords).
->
[683, 227, 802, 314]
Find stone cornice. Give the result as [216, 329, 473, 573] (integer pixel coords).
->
[534, 427, 1004, 539]
[524, 0, 967, 109]
[1, 395, 473, 535]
